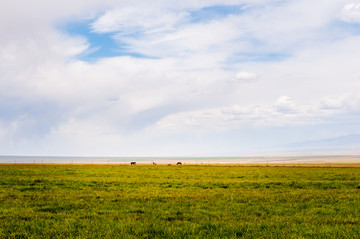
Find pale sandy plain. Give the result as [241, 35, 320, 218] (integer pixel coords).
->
[2, 155, 360, 167]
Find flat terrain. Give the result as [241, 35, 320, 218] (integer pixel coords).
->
[0, 165, 359, 238]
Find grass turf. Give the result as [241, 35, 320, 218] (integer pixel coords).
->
[0, 164, 359, 238]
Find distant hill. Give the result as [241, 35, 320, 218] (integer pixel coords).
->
[283, 134, 360, 154]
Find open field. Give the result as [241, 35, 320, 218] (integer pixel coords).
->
[1, 165, 360, 238]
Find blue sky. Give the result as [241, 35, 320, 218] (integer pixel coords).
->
[61, 4, 250, 61]
[62, 20, 120, 60]
[61, 20, 152, 60]
[1, 0, 360, 156]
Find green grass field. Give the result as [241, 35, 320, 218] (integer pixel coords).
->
[1, 164, 359, 238]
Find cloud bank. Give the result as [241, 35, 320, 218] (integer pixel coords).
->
[1, 0, 360, 156]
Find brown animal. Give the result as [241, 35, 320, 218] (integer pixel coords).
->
[130, 162, 136, 165]
[176, 162, 182, 165]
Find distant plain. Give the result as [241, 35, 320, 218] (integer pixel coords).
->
[1, 154, 360, 165]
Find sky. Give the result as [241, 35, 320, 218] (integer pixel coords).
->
[1, 0, 360, 157]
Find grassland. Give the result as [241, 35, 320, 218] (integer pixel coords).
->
[0, 164, 359, 238]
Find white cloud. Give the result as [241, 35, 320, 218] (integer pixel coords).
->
[320, 93, 360, 112]
[341, 3, 360, 23]
[275, 96, 297, 113]
[91, 8, 188, 34]
[150, 93, 360, 133]
[233, 71, 259, 82]
[1, 0, 360, 156]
